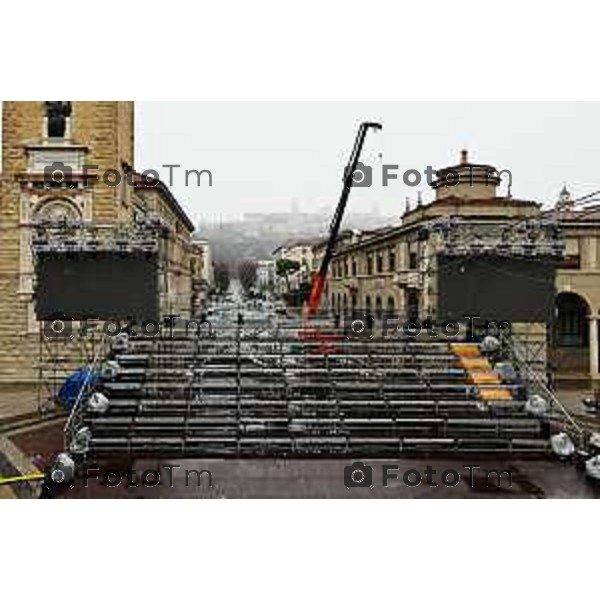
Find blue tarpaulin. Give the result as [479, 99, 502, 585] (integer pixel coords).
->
[58, 369, 97, 411]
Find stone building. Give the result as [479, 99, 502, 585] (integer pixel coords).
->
[549, 188, 600, 386]
[190, 239, 214, 313]
[129, 169, 196, 316]
[272, 240, 316, 295]
[320, 151, 600, 385]
[256, 260, 276, 290]
[0, 101, 200, 390]
[324, 152, 541, 317]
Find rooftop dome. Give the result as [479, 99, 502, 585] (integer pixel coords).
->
[430, 150, 502, 201]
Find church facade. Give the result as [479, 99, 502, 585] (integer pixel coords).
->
[0, 101, 203, 389]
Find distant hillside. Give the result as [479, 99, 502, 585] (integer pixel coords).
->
[195, 211, 396, 263]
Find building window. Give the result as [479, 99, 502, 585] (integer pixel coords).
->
[409, 251, 418, 270]
[376, 254, 383, 273]
[45, 101, 72, 138]
[558, 311, 585, 346]
[387, 296, 395, 316]
[365, 295, 372, 315]
[367, 255, 373, 275]
[407, 290, 419, 321]
[375, 296, 382, 319]
[351, 259, 357, 276]
[389, 250, 396, 272]
[556, 293, 589, 347]
[343, 260, 349, 277]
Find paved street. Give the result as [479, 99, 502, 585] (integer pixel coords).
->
[50, 456, 599, 499]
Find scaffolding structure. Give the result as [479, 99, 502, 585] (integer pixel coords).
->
[31, 218, 168, 414]
[60, 314, 569, 459]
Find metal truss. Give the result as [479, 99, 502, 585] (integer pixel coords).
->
[423, 216, 566, 259]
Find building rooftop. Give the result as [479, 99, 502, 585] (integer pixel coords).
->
[130, 168, 195, 233]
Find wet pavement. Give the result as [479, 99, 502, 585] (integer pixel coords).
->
[56, 456, 600, 499]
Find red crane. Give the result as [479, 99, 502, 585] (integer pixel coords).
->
[307, 121, 383, 317]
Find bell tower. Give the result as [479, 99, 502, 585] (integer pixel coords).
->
[2, 101, 134, 222]
[3, 101, 134, 173]
[0, 101, 135, 385]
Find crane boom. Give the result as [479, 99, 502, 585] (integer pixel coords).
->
[307, 121, 382, 316]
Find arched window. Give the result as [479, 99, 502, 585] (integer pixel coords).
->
[555, 292, 589, 347]
[45, 101, 72, 138]
[387, 296, 395, 316]
[365, 295, 372, 315]
[388, 250, 396, 272]
[407, 291, 419, 322]
[375, 296, 382, 319]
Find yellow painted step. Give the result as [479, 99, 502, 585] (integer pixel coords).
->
[450, 343, 481, 358]
[470, 371, 502, 385]
[479, 388, 513, 402]
[458, 357, 492, 370]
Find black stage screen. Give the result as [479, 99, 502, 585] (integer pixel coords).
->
[437, 256, 556, 323]
[35, 252, 160, 321]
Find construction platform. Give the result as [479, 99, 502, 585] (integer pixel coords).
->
[62, 318, 574, 461]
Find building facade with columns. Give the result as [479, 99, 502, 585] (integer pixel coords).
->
[319, 152, 600, 387]
[549, 189, 600, 385]
[323, 152, 541, 318]
[0, 101, 200, 390]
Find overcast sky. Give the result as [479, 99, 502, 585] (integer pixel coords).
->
[3, 102, 600, 223]
[135, 102, 600, 223]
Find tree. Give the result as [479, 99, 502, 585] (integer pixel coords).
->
[275, 258, 301, 293]
[213, 261, 231, 293]
[238, 260, 258, 295]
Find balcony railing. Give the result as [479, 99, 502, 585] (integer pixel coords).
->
[392, 271, 422, 289]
